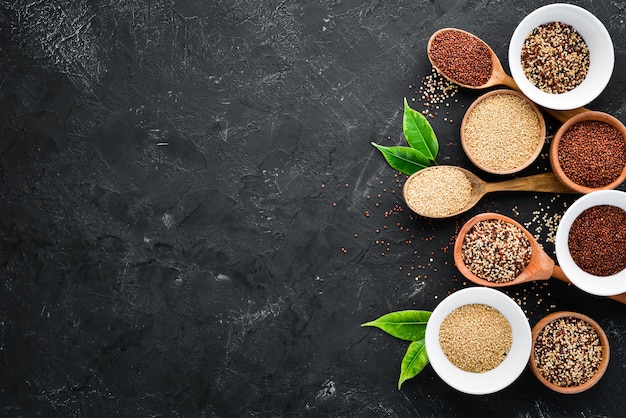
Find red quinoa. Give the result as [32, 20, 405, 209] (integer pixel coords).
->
[568, 204, 626, 276]
[558, 120, 626, 188]
[429, 29, 493, 87]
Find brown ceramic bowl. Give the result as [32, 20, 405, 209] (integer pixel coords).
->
[529, 311, 610, 394]
[549, 111, 626, 194]
[461, 89, 546, 175]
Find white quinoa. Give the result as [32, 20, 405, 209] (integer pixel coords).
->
[439, 303, 513, 373]
[463, 93, 541, 171]
[405, 166, 472, 217]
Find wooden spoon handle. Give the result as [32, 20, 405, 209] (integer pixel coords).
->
[552, 266, 626, 304]
[484, 172, 577, 194]
[541, 107, 589, 124]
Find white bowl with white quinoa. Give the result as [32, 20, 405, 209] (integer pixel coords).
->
[425, 287, 532, 395]
[508, 3, 614, 110]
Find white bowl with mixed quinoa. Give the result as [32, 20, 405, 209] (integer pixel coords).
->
[508, 3, 614, 110]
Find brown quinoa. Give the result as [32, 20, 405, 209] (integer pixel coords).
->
[461, 219, 532, 283]
[463, 93, 541, 171]
[558, 120, 626, 188]
[429, 29, 493, 87]
[533, 317, 603, 387]
[439, 304, 512, 373]
[404, 166, 472, 217]
[521, 22, 590, 94]
[568, 205, 626, 276]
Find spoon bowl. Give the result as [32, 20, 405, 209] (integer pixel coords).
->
[453, 213, 555, 287]
[454, 212, 626, 304]
[427, 28, 516, 91]
[403, 166, 575, 219]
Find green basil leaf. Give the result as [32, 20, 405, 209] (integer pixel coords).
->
[398, 339, 429, 389]
[371, 142, 430, 175]
[361, 310, 431, 341]
[403, 97, 438, 162]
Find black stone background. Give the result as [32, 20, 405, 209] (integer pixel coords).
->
[1, 0, 625, 416]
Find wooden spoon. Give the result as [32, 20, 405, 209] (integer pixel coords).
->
[453, 213, 626, 304]
[426, 28, 587, 123]
[403, 166, 576, 219]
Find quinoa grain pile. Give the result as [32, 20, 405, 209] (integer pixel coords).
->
[439, 304, 512, 373]
[568, 204, 626, 276]
[463, 93, 542, 172]
[461, 219, 532, 283]
[533, 316, 603, 387]
[558, 120, 626, 188]
[521, 22, 590, 94]
[429, 29, 493, 87]
[404, 166, 472, 217]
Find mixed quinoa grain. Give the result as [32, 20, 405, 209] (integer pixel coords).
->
[463, 93, 542, 172]
[461, 219, 532, 283]
[404, 166, 472, 217]
[533, 316, 603, 387]
[521, 22, 590, 94]
[429, 29, 493, 87]
[439, 304, 512, 373]
[568, 205, 626, 276]
[558, 120, 626, 188]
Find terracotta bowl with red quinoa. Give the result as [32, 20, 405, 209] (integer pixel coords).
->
[555, 190, 626, 297]
[549, 111, 626, 194]
[508, 4, 614, 110]
[530, 311, 609, 394]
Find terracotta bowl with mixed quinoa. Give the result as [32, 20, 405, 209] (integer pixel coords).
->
[508, 3, 614, 110]
[530, 311, 609, 394]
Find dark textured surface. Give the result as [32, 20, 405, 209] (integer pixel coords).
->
[1, 0, 625, 416]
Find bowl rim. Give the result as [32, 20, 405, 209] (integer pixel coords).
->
[424, 287, 531, 395]
[460, 89, 546, 175]
[549, 111, 626, 193]
[508, 3, 614, 110]
[529, 311, 610, 394]
[555, 190, 626, 295]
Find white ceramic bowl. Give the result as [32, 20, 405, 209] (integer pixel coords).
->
[555, 190, 626, 296]
[508, 3, 614, 110]
[425, 287, 532, 395]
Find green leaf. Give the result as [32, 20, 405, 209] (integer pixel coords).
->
[371, 143, 431, 176]
[361, 310, 431, 341]
[398, 339, 429, 389]
[403, 97, 438, 162]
